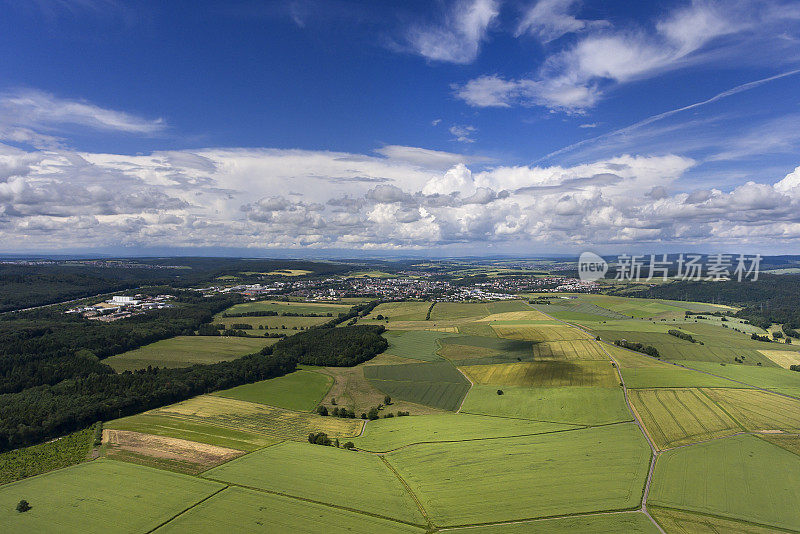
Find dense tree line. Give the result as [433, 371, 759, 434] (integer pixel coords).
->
[0, 351, 297, 451]
[668, 329, 698, 343]
[267, 324, 387, 366]
[614, 340, 660, 358]
[629, 276, 800, 331]
[0, 292, 241, 394]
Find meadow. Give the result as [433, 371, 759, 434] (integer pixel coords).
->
[366, 301, 432, 321]
[384, 423, 651, 526]
[460, 385, 632, 425]
[0, 459, 225, 534]
[649, 435, 800, 530]
[202, 441, 427, 525]
[212, 368, 332, 411]
[220, 300, 351, 316]
[382, 329, 454, 361]
[351, 413, 575, 452]
[676, 361, 800, 389]
[620, 367, 739, 388]
[104, 335, 274, 372]
[153, 486, 425, 534]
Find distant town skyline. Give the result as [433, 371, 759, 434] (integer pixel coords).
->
[1, 0, 800, 254]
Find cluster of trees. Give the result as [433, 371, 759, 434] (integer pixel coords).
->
[668, 329, 699, 343]
[315, 405, 356, 418]
[306, 432, 355, 449]
[614, 340, 660, 357]
[268, 324, 387, 367]
[751, 333, 771, 342]
[221, 310, 333, 318]
[790, 365, 800, 372]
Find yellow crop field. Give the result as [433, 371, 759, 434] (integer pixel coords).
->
[492, 324, 589, 342]
[703, 388, 800, 432]
[530, 339, 609, 360]
[476, 310, 553, 322]
[628, 388, 741, 449]
[147, 395, 363, 441]
[759, 349, 800, 369]
[649, 507, 780, 534]
[459, 360, 619, 387]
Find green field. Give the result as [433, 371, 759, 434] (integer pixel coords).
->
[352, 413, 576, 452]
[650, 507, 781, 533]
[649, 434, 800, 530]
[438, 335, 535, 365]
[212, 369, 332, 411]
[104, 335, 273, 372]
[628, 388, 741, 449]
[0, 459, 225, 534]
[462, 512, 659, 533]
[153, 486, 425, 534]
[202, 441, 426, 525]
[383, 329, 455, 361]
[385, 423, 651, 526]
[429, 302, 492, 320]
[105, 413, 279, 452]
[460, 385, 632, 425]
[221, 300, 351, 316]
[703, 388, 800, 432]
[0, 426, 96, 484]
[364, 361, 471, 411]
[676, 361, 800, 389]
[621, 367, 739, 388]
[460, 360, 619, 387]
[366, 301, 432, 321]
[214, 314, 329, 331]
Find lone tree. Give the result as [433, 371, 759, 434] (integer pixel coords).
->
[16, 500, 31, 513]
[384, 395, 392, 405]
[497, 389, 504, 395]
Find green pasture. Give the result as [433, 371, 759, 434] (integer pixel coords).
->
[352, 413, 575, 452]
[104, 335, 272, 372]
[621, 367, 739, 388]
[214, 314, 329, 330]
[460, 385, 631, 426]
[385, 423, 651, 526]
[221, 300, 351, 316]
[212, 368, 332, 411]
[383, 330, 456, 361]
[202, 441, 426, 525]
[438, 335, 534, 365]
[153, 486, 425, 534]
[649, 434, 800, 530]
[676, 361, 800, 389]
[366, 301, 432, 321]
[0, 459, 224, 534]
[364, 361, 471, 411]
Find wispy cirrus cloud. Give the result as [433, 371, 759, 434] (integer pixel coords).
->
[0, 89, 165, 147]
[455, 1, 798, 112]
[406, 0, 499, 64]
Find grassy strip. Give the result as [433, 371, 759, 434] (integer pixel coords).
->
[0, 424, 97, 484]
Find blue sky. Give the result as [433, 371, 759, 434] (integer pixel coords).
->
[1, 0, 800, 255]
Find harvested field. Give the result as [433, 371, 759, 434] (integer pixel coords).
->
[703, 388, 800, 432]
[492, 324, 589, 342]
[146, 395, 363, 441]
[758, 349, 800, 369]
[459, 360, 619, 387]
[627, 388, 741, 449]
[649, 507, 781, 534]
[103, 429, 243, 474]
[530, 339, 609, 360]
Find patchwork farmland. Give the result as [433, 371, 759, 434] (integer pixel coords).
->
[4, 295, 800, 532]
